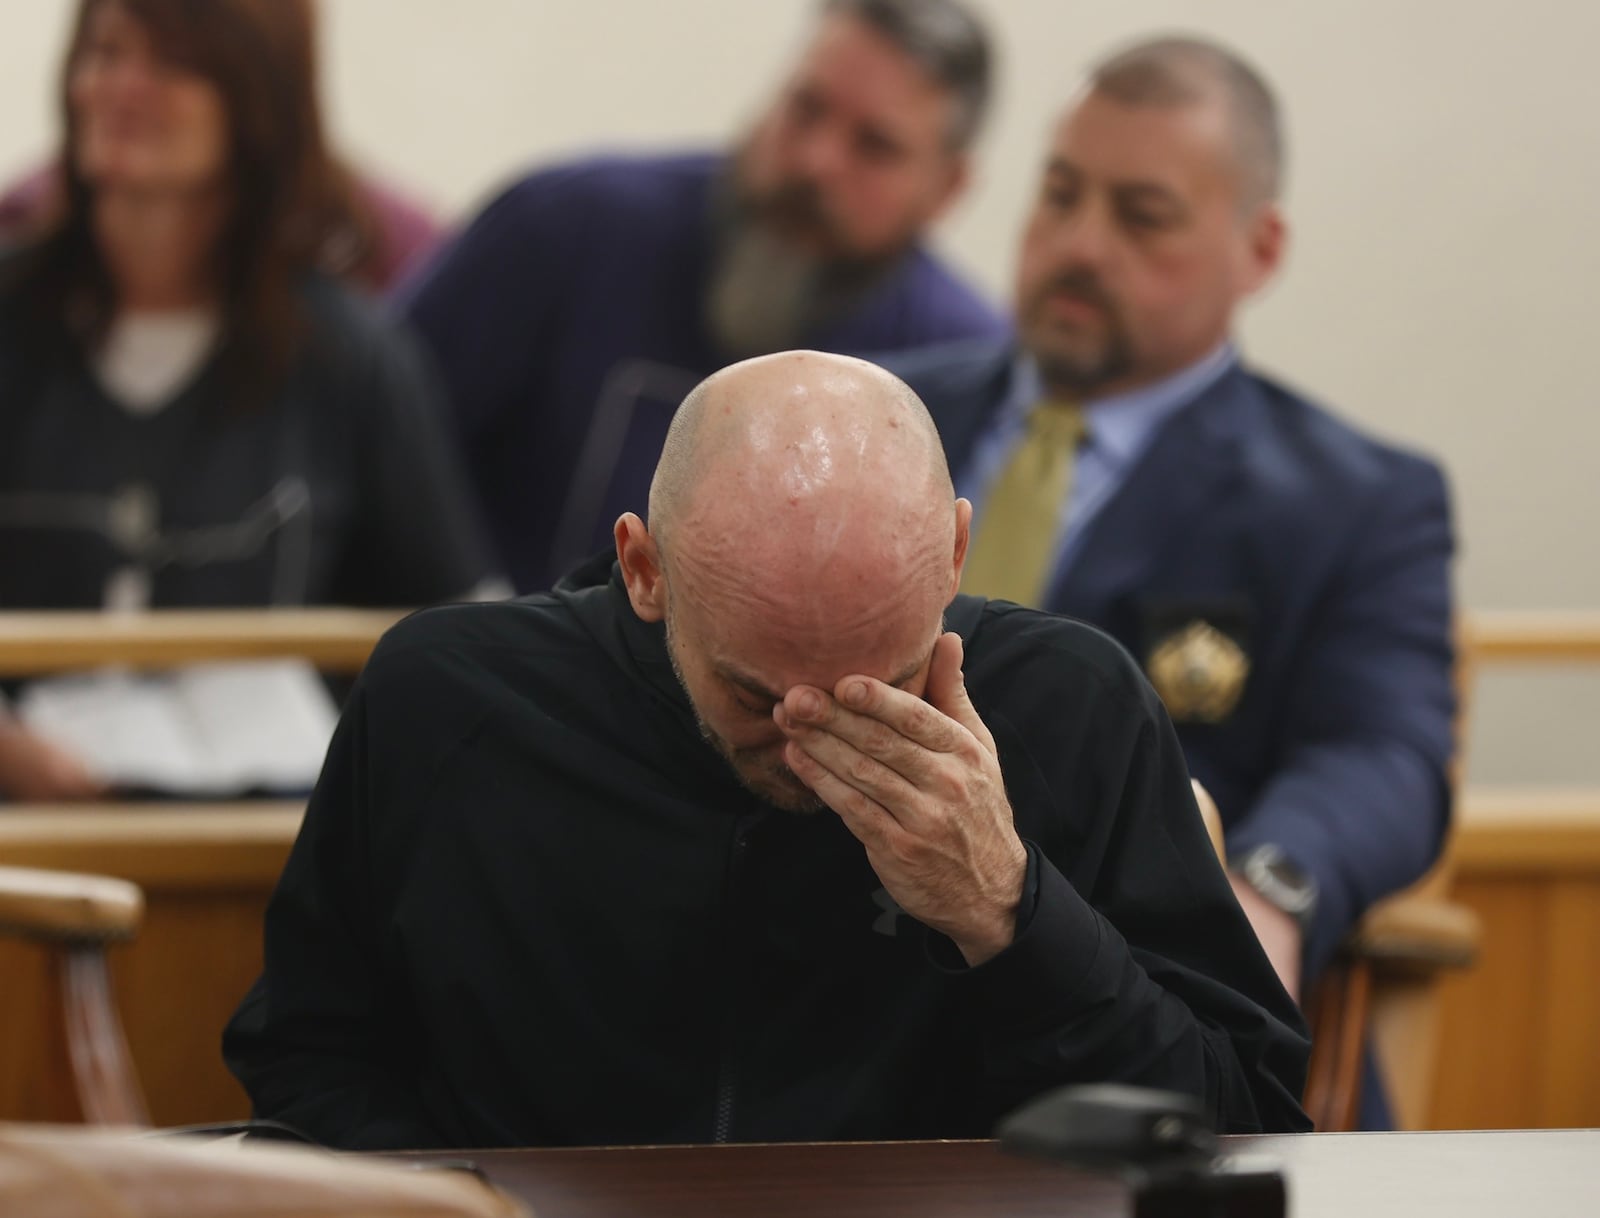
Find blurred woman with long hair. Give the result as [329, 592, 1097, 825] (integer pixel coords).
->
[0, 0, 500, 799]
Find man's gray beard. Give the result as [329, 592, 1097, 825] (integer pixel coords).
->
[703, 186, 907, 360]
[705, 221, 828, 360]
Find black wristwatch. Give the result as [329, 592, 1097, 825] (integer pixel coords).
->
[1232, 844, 1318, 938]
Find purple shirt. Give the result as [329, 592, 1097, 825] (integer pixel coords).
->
[396, 151, 1008, 592]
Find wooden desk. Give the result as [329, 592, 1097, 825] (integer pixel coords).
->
[446, 1131, 1600, 1218]
[0, 802, 303, 1125]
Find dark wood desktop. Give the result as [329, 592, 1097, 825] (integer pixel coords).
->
[442, 1129, 1599, 1218]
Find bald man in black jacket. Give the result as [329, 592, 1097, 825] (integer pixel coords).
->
[225, 351, 1309, 1148]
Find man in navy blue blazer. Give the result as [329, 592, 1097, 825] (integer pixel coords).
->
[885, 35, 1455, 1110]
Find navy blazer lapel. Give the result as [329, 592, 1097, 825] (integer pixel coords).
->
[1046, 364, 1253, 619]
[897, 339, 1018, 476]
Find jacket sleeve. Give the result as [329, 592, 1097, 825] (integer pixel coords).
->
[223, 666, 447, 1150]
[945, 656, 1312, 1135]
[1226, 458, 1456, 978]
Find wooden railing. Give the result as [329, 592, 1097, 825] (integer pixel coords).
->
[0, 607, 1587, 674]
[0, 608, 406, 677]
[1462, 611, 1600, 665]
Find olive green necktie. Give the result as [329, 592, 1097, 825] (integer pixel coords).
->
[960, 400, 1086, 607]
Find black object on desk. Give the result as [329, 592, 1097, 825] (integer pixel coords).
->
[997, 1083, 1287, 1218]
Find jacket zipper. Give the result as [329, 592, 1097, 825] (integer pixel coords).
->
[711, 819, 754, 1142]
[711, 1052, 737, 1143]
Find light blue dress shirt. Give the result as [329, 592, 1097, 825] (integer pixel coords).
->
[956, 343, 1238, 584]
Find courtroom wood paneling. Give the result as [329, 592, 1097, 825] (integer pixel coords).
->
[0, 939, 79, 1123]
[1429, 884, 1545, 1128]
[1537, 883, 1600, 1127]
[1452, 791, 1600, 872]
[1429, 789, 1600, 1129]
[0, 804, 300, 1125]
[112, 892, 276, 1126]
[1431, 614, 1600, 1130]
[0, 610, 382, 1126]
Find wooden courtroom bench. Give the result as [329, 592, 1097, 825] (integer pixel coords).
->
[1428, 787, 1600, 1129]
[0, 609, 398, 1126]
[0, 802, 304, 1125]
[1426, 610, 1600, 1130]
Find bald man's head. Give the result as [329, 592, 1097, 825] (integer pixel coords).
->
[615, 350, 971, 811]
[646, 352, 958, 619]
[650, 350, 949, 542]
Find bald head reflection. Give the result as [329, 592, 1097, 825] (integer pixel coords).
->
[650, 350, 958, 622]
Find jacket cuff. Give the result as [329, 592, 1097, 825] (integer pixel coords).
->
[925, 841, 1106, 1027]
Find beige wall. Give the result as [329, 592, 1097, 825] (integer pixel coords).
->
[2, 0, 1596, 783]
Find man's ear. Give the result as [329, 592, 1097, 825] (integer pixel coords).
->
[949, 498, 972, 599]
[1239, 202, 1287, 297]
[615, 513, 667, 622]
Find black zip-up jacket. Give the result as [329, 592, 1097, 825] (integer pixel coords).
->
[224, 560, 1310, 1148]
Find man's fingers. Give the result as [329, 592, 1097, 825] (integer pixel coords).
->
[784, 675, 965, 758]
[783, 714, 921, 820]
[924, 632, 995, 754]
[784, 740, 896, 843]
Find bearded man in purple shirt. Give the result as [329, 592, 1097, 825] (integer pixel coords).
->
[398, 0, 1007, 592]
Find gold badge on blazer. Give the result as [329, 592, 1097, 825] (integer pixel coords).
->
[1145, 620, 1250, 723]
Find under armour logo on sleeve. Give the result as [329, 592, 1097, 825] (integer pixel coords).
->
[871, 887, 909, 938]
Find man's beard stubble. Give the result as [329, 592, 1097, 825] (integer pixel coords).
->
[664, 612, 826, 815]
[705, 169, 908, 360]
[1023, 265, 1137, 398]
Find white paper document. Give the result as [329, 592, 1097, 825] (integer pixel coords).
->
[17, 659, 339, 796]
